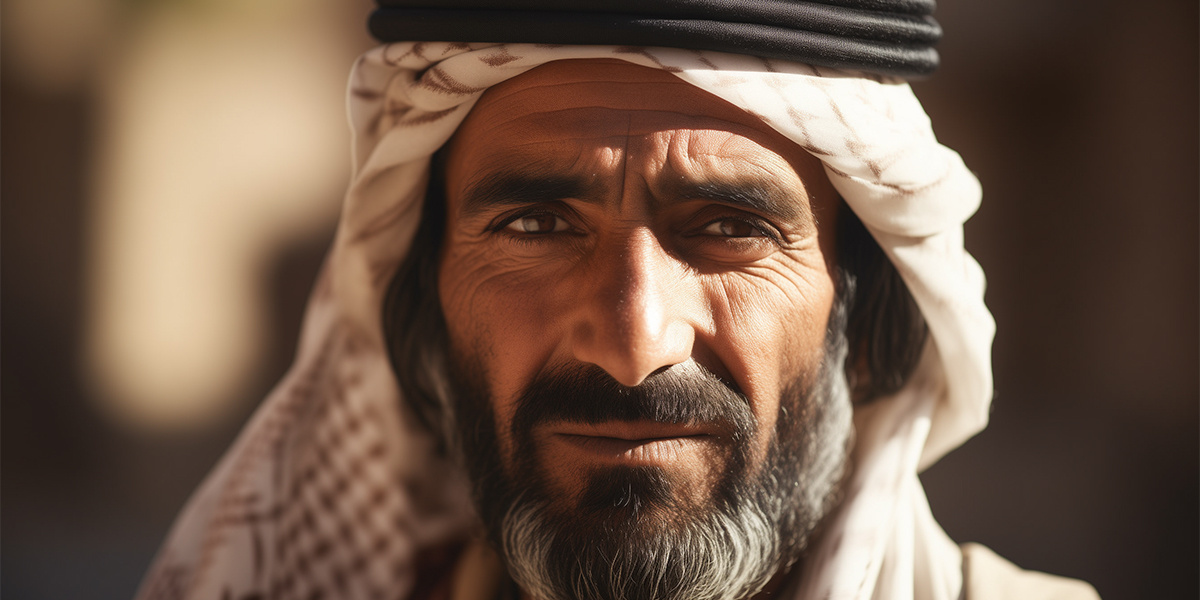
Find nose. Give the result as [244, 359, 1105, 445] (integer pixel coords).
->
[568, 228, 698, 387]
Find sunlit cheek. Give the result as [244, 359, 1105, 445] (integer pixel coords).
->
[706, 266, 834, 448]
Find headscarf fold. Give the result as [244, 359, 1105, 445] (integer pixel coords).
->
[137, 42, 992, 600]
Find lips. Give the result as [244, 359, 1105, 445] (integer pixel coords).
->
[540, 420, 723, 466]
[553, 420, 717, 440]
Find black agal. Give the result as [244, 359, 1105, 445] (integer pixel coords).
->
[369, 0, 943, 78]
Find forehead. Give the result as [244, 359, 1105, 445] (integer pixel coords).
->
[445, 59, 828, 194]
[455, 59, 772, 136]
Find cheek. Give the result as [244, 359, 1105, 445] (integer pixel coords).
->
[439, 238, 572, 428]
[703, 253, 836, 435]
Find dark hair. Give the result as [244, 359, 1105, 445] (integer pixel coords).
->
[383, 151, 454, 443]
[382, 152, 929, 442]
[835, 202, 929, 401]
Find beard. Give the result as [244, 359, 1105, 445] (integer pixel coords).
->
[445, 320, 853, 600]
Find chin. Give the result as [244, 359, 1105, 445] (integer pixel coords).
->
[447, 336, 853, 600]
[565, 465, 697, 527]
[500, 476, 784, 600]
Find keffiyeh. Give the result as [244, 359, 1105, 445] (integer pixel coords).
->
[137, 43, 991, 600]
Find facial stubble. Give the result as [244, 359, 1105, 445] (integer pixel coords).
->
[445, 323, 852, 600]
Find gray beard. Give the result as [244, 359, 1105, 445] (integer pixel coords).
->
[501, 474, 790, 600]
[446, 315, 853, 600]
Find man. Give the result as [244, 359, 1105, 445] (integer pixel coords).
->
[138, 3, 1099, 599]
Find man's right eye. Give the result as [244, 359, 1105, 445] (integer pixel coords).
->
[504, 214, 570, 234]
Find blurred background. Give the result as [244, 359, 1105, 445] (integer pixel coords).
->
[2, 0, 1195, 598]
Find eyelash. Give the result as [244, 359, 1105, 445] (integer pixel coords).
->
[488, 207, 785, 248]
[697, 215, 784, 245]
[491, 208, 576, 237]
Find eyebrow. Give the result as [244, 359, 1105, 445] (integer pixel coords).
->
[457, 165, 810, 225]
[663, 177, 807, 224]
[458, 166, 598, 217]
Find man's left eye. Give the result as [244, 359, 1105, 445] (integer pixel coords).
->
[505, 214, 569, 234]
[702, 218, 767, 238]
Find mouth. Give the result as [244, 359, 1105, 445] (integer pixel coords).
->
[541, 421, 723, 465]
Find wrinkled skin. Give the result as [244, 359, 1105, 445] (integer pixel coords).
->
[437, 59, 846, 598]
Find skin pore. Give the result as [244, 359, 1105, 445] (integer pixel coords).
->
[436, 59, 848, 599]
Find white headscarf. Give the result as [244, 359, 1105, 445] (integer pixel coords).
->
[137, 43, 992, 600]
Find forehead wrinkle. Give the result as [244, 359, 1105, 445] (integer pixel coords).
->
[465, 135, 625, 184]
[650, 132, 811, 227]
[482, 135, 626, 155]
[692, 147, 810, 222]
[471, 121, 635, 211]
[454, 63, 817, 222]
[462, 108, 638, 167]
[477, 77, 699, 116]
[483, 106, 743, 145]
[455, 139, 635, 218]
[611, 110, 636, 214]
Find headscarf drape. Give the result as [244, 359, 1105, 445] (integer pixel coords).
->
[137, 42, 992, 600]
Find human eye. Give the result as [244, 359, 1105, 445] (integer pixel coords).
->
[698, 216, 783, 244]
[701, 218, 768, 238]
[503, 213, 571, 235]
[675, 209, 786, 264]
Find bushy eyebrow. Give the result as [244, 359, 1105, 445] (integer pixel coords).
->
[458, 166, 597, 217]
[661, 177, 808, 225]
[457, 164, 811, 226]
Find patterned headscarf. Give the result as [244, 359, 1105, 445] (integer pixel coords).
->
[137, 43, 992, 600]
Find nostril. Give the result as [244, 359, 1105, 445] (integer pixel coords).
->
[648, 365, 673, 378]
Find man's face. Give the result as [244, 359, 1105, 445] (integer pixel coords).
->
[437, 59, 850, 599]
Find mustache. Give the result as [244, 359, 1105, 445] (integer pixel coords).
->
[510, 362, 757, 442]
